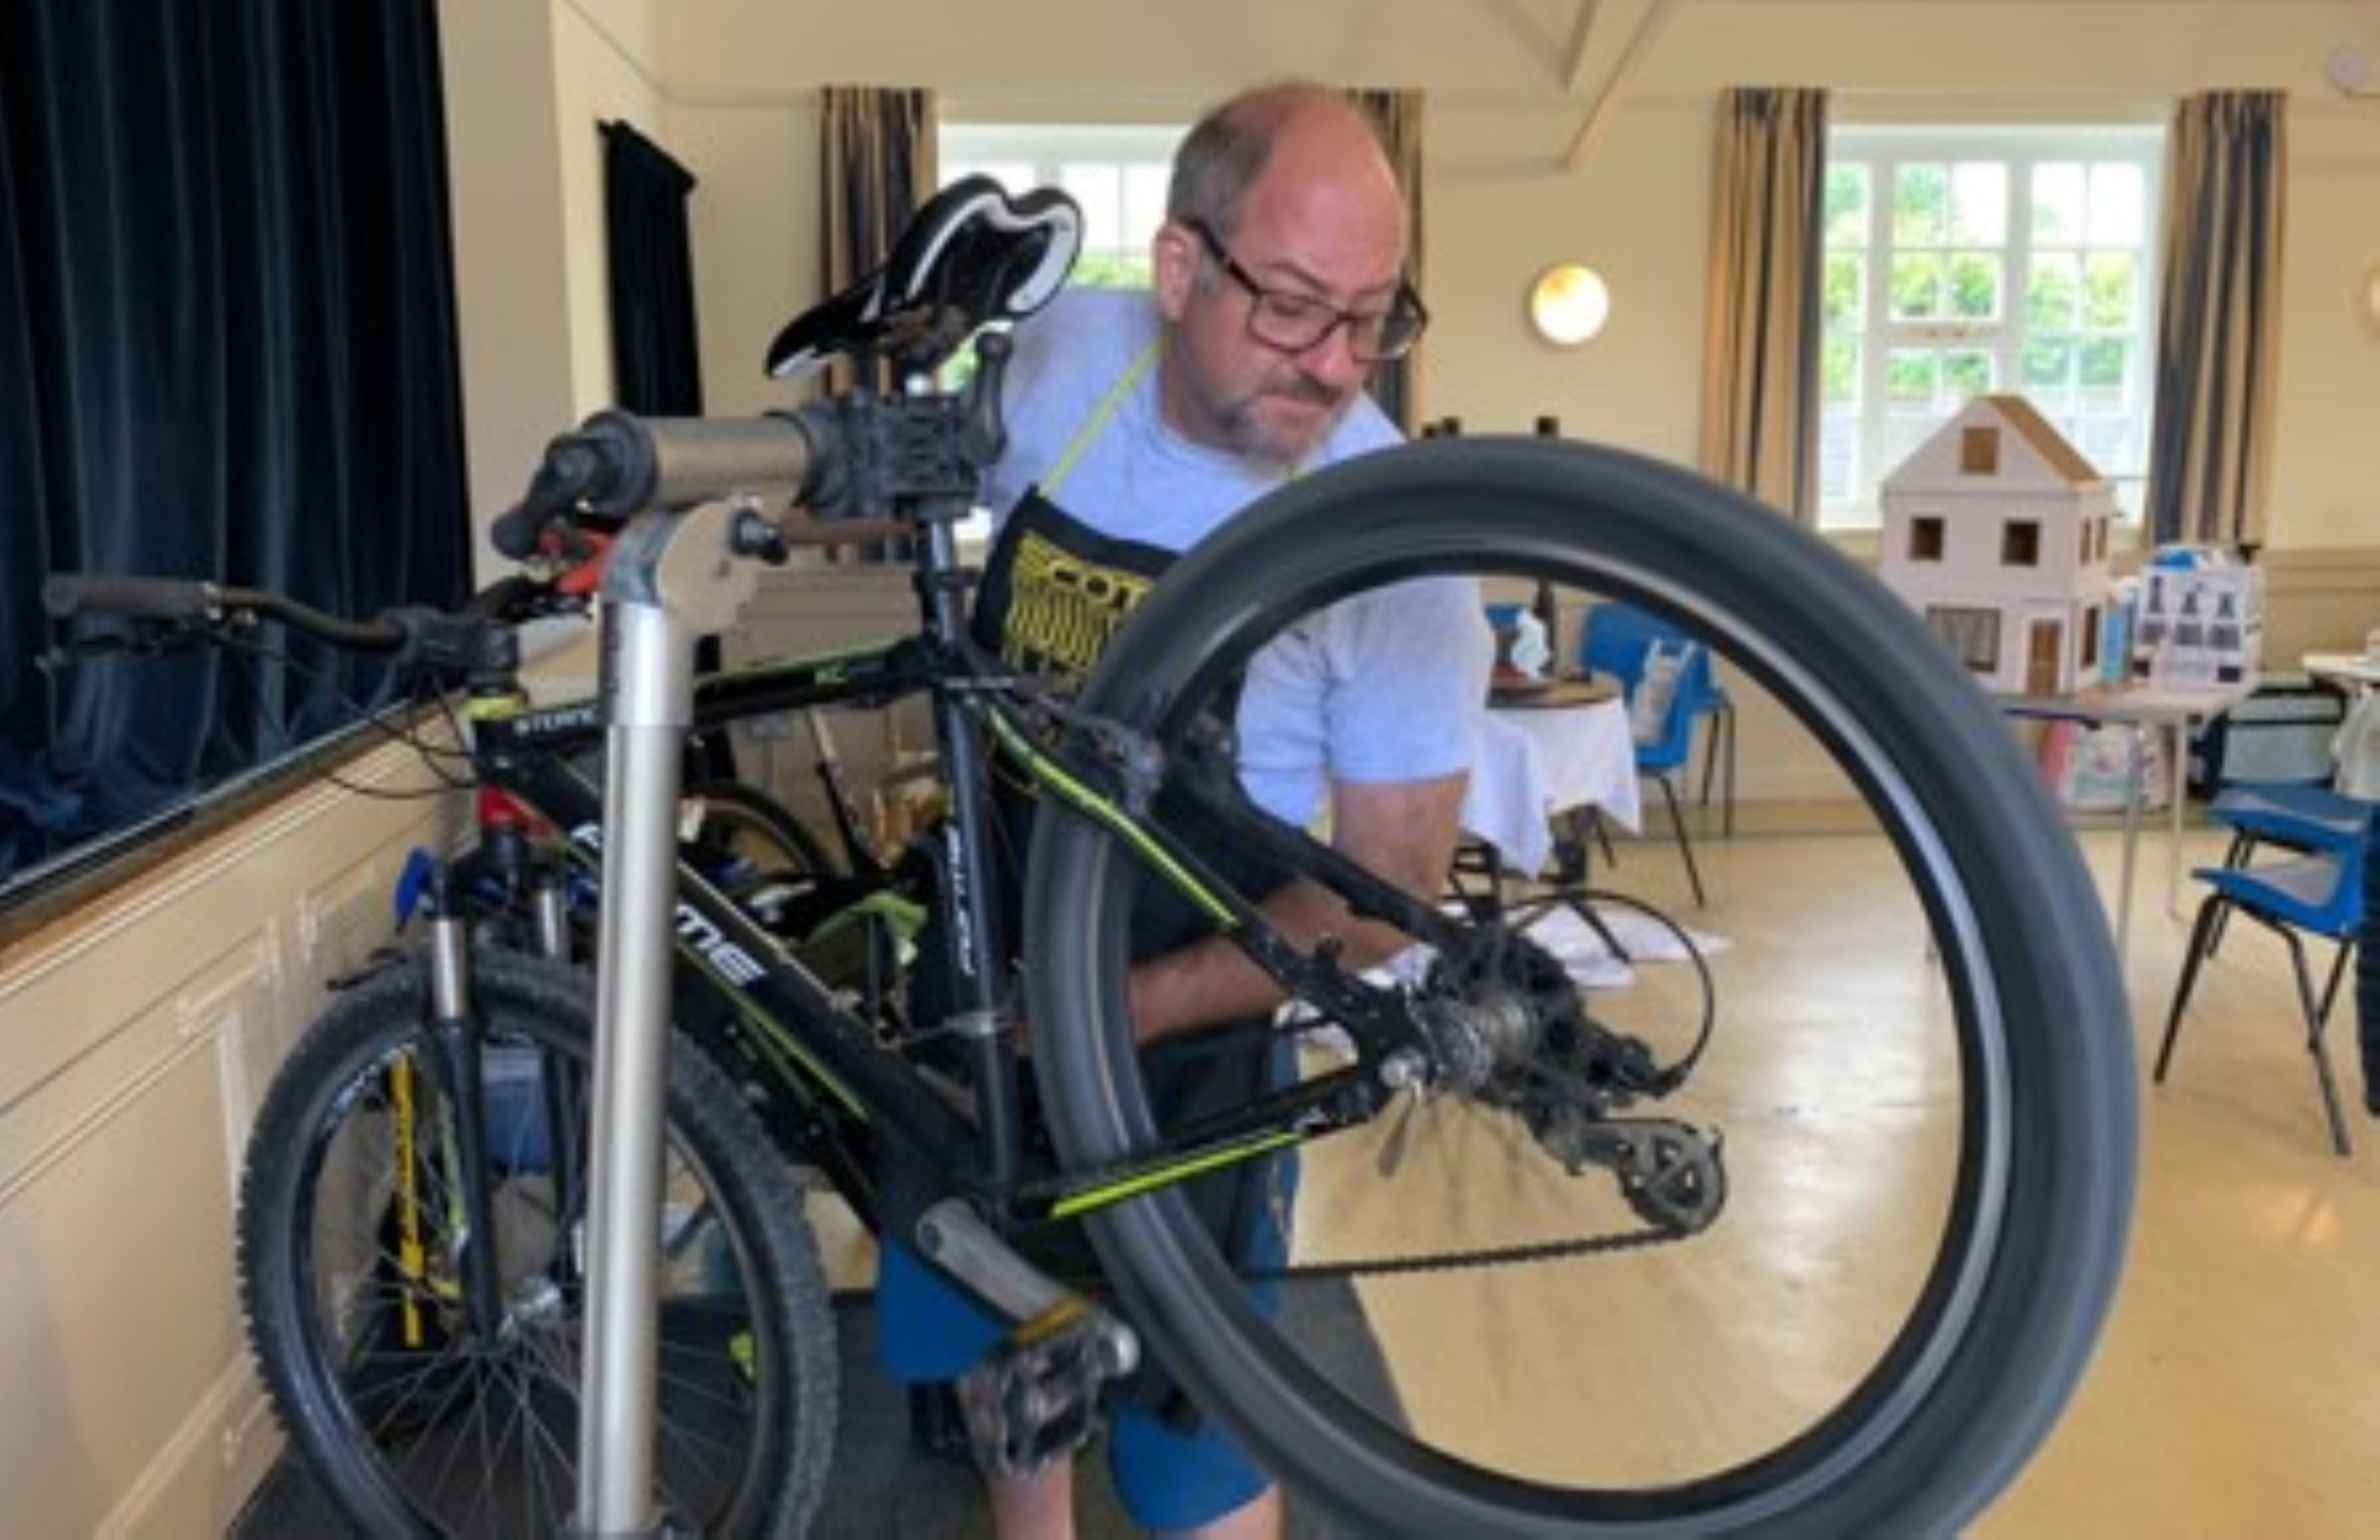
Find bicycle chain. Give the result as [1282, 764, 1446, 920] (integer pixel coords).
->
[1242, 1215, 1688, 1287]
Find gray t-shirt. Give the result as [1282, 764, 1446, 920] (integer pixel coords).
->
[987, 289, 1489, 826]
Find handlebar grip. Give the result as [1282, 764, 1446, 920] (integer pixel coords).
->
[42, 573, 220, 621]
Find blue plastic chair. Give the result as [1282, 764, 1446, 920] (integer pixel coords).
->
[2154, 806, 2373, 1155]
[1579, 603, 1720, 905]
[2209, 781, 2372, 864]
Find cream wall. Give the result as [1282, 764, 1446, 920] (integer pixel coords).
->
[487, 0, 2380, 556]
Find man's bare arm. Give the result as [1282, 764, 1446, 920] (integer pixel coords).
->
[1124, 771, 1468, 1042]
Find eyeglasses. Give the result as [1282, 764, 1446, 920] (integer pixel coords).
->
[1185, 219, 1428, 364]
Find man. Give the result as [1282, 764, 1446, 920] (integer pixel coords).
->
[882, 80, 1491, 1539]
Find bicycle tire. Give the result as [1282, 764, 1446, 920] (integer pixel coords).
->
[238, 944, 836, 1537]
[685, 777, 843, 880]
[1024, 435, 2135, 1536]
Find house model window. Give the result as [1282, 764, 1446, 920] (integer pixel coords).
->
[2002, 521, 2041, 566]
[1960, 426, 2001, 475]
[1911, 517, 1946, 561]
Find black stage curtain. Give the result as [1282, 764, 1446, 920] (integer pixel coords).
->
[0, 0, 470, 890]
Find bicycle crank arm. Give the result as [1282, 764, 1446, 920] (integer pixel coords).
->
[915, 1198, 1141, 1476]
[1530, 1112, 1728, 1234]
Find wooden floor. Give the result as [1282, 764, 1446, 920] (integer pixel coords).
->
[1619, 810, 2380, 1537]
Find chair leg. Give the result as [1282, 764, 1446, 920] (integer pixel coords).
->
[2206, 831, 2259, 955]
[1698, 701, 1738, 840]
[2278, 929, 2355, 1156]
[2153, 894, 2227, 1083]
[1653, 773, 1706, 906]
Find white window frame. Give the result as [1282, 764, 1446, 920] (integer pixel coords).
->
[1820, 124, 2165, 533]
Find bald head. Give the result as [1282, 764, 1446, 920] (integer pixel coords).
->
[1167, 82, 1404, 248]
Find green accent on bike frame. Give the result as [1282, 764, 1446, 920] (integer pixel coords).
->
[554, 838, 874, 1124]
[978, 706, 1238, 929]
[1048, 1127, 1305, 1220]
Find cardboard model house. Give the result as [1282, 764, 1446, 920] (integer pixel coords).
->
[1877, 395, 2121, 695]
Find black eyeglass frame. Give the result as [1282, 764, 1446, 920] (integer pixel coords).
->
[1183, 218, 1429, 364]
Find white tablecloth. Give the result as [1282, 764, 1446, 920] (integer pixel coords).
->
[1462, 698, 1640, 875]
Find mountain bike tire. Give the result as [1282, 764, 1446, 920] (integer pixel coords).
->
[1024, 434, 2135, 1537]
[236, 945, 836, 1538]
[685, 777, 844, 880]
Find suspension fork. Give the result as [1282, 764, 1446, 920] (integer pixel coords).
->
[415, 867, 511, 1340]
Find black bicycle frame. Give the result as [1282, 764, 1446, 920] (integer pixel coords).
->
[450, 591, 1429, 1239]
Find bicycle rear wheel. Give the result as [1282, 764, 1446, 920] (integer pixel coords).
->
[238, 945, 835, 1537]
[1024, 436, 2135, 1536]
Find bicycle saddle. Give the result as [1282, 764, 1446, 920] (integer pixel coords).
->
[766, 175, 1082, 381]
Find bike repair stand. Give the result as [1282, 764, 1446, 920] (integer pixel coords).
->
[569, 496, 760, 1538]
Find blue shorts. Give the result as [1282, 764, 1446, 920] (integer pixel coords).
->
[878, 1148, 1299, 1532]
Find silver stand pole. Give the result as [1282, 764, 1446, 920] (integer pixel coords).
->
[571, 500, 755, 1536]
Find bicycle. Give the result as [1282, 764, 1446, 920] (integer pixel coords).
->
[46, 174, 2136, 1537]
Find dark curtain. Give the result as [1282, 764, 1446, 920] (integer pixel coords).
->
[603, 119, 703, 415]
[602, 117, 734, 776]
[0, 1, 470, 888]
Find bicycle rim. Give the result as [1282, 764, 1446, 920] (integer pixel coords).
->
[1024, 436, 2135, 1536]
[237, 946, 835, 1537]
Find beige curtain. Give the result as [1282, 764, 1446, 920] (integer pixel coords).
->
[820, 85, 938, 392]
[1697, 87, 1828, 521]
[1352, 87, 1425, 433]
[2147, 91, 2286, 548]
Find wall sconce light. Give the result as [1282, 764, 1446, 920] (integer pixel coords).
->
[2365, 263, 2380, 332]
[1528, 262, 1611, 346]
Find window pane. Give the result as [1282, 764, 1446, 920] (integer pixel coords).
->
[1886, 348, 1940, 403]
[1124, 165, 1171, 248]
[1890, 253, 1944, 319]
[1059, 164, 1124, 253]
[1822, 333, 1862, 403]
[1944, 350, 1995, 396]
[1949, 163, 2007, 243]
[1947, 251, 2002, 319]
[1892, 164, 1949, 244]
[2023, 339, 2076, 396]
[1820, 415, 1861, 502]
[2084, 252, 2138, 329]
[2032, 163, 2085, 244]
[2087, 163, 2147, 245]
[2027, 254, 2080, 330]
[1825, 164, 1871, 245]
[2079, 338, 2129, 395]
[1823, 251, 1866, 328]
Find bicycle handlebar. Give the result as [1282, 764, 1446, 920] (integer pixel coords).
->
[42, 574, 413, 653]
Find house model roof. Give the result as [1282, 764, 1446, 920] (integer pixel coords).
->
[1882, 393, 2108, 494]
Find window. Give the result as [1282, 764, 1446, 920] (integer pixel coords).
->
[1926, 606, 2002, 673]
[1910, 517, 1945, 562]
[940, 123, 1185, 290]
[2002, 520, 2041, 566]
[1820, 125, 2164, 531]
[1960, 426, 2000, 475]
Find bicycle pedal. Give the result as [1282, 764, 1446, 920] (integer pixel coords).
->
[952, 1301, 1135, 1481]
